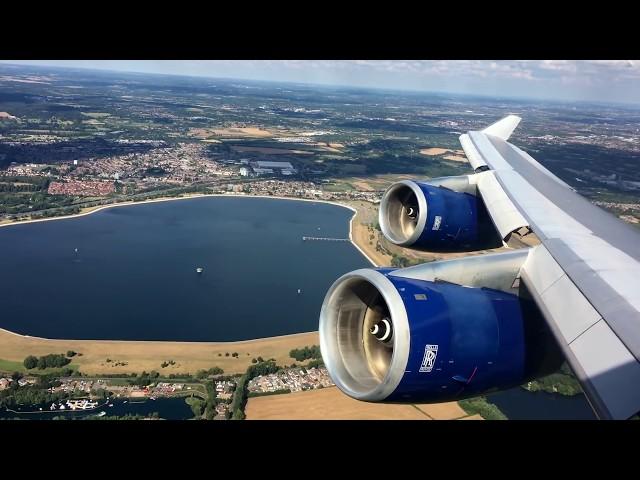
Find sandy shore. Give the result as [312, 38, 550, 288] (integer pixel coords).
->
[346, 200, 389, 267]
[0, 327, 319, 375]
[245, 386, 477, 420]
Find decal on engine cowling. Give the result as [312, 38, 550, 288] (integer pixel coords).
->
[432, 216, 442, 231]
[419, 344, 439, 373]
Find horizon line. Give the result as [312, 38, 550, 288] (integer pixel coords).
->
[2, 61, 639, 109]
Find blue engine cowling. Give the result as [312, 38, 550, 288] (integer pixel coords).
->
[379, 179, 502, 252]
[319, 268, 561, 403]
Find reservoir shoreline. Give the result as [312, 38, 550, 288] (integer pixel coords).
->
[0, 194, 378, 346]
[0, 192, 379, 268]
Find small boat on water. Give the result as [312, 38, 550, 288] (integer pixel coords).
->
[108, 403, 114, 407]
[196, 267, 204, 274]
[297, 289, 302, 294]
[96, 411, 106, 417]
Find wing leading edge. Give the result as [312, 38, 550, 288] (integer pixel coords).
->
[460, 116, 640, 419]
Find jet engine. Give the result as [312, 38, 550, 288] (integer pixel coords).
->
[319, 250, 562, 403]
[379, 176, 503, 252]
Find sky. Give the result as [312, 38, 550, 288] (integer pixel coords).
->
[2, 60, 640, 105]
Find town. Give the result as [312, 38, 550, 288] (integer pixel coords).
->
[1, 63, 639, 226]
[247, 366, 334, 394]
[0, 347, 336, 420]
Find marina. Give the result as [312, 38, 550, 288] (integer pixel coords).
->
[0, 397, 194, 420]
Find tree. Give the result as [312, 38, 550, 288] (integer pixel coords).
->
[24, 355, 38, 369]
[289, 346, 322, 362]
[186, 397, 205, 419]
[66, 350, 77, 358]
[93, 388, 108, 400]
[204, 405, 215, 420]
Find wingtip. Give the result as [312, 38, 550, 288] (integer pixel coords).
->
[482, 115, 522, 141]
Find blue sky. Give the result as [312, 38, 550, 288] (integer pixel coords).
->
[2, 60, 640, 105]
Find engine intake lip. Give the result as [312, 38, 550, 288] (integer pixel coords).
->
[319, 269, 410, 401]
[379, 180, 428, 247]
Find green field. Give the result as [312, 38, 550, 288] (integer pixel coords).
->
[0, 358, 79, 375]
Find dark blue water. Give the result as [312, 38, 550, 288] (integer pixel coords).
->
[0, 397, 194, 420]
[487, 387, 596, 420]
[0, 197, 371, 341]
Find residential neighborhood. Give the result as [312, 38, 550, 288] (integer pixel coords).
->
[248, 367, 334, 394]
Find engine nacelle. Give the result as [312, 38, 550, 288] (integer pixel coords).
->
[379, 176, 502, 252]
[319, 251, 562, 403]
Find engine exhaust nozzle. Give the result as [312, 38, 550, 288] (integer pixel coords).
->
[319, 269, 410, 401]
[379, 180, 427, 247]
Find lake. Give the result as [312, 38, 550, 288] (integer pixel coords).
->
[0, 196, 370, 341]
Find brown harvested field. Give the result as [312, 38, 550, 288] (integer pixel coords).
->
[216, 127, 274, 137]
[189, 127, 275, 138]
[188, 127, 276, 139]
[0, 328, 318, 376]
[345, 174, 415, 192]
[230, 146, 314, 155]
[460, 414, 484, 420]
[351, 180, 375, 192]
[443, 155, 468, 163]
[314, 142, 344, 153]
[420, 148, 449, 156]
[413, 402, 469, 420]
[246, 386, 476, 420]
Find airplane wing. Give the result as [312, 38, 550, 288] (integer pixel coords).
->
[459, 116, 640, 419]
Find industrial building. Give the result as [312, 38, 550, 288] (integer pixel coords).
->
[253, 167, 274, 175]
[255, 161, 294, 169]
